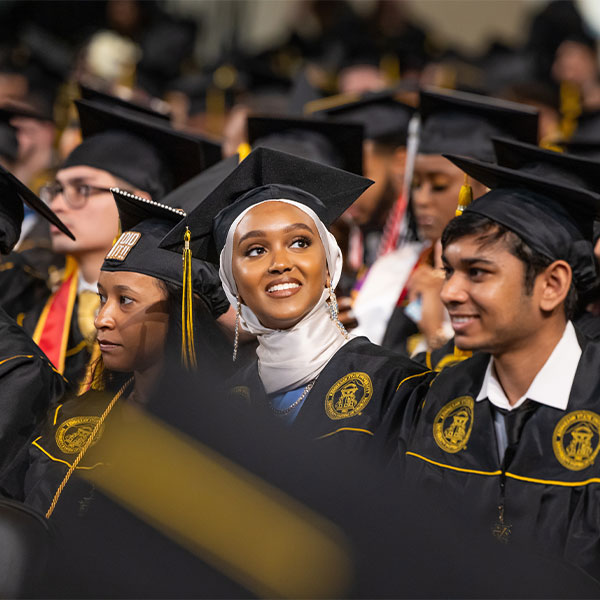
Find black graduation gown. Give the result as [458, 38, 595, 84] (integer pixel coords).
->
[229, 336, 432, 457]
[20, 294, 92, 388]
[380, 304, 419, 356]
[403, 331, 600, 582]
[0, 307, 66, 480]
[0, 250, 91, 387]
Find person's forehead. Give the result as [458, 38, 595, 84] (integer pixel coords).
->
[237, 201, 316, 231]
[99, 269, 165, 295]
[443, 232, 511, 260]
[56, 164, 118, 185]
[415, 154, 463, 176]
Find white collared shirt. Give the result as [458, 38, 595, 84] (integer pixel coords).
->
[475, 321, 581, 459]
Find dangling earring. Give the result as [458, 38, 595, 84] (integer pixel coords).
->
[233, 295, 241, 362]
[328, 285, 349, 339]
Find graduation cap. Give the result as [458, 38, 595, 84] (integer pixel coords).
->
[307, 88, 416, 146]
[159, 147, 374, 263]
[247, 115, 364, 175]
[103, 188, 228, 321]
[492, 136, 600, 192]
[443, 151, 600, 291]
[79, 84, 172, 122]
[419, 87, 539, 161]
[562, 110, 600, 159]
[0, 164, 74, 254]
[63, 100, 223, 200]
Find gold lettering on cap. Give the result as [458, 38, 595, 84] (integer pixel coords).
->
[105, 231, 142, 261]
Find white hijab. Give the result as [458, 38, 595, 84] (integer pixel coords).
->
[219, 199, 351, 393]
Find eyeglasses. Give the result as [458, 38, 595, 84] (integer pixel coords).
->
[39, 182, 121, 209]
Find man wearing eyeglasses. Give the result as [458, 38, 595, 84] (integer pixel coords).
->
[3, 98, 221, 388]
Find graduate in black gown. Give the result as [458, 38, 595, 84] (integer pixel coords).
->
[403, 149, 600, 582]
[381, 87, 539, 358]
[0, 97, 221, 388]
[160, 147, 432, 455]
[0, 165, 73, 478]
[5, 168, 232, 516]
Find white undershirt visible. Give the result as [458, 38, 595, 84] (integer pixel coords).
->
[475, 321, 581, 459]
[78, 277, 98, 295]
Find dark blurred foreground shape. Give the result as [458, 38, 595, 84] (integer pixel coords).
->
[2, 356, 597, 599]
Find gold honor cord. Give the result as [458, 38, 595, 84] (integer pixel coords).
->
[82, 408, 353, 599]
[45, 378, 134, 519]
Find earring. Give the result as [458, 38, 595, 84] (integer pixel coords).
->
[328, 285, 349, 339]
[233, 295, 241, 362]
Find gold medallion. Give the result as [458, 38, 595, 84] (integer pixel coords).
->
[433, 396, 474, 453]
[230, 385, 251, 403]
[552, 410, 600, 471]
[325, 372, 373, 420]
[55, 416, 104, 455]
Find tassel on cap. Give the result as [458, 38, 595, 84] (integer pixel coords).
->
[237, 143, 251, 162]
[455, 173, 473, 217]
[181, 227, 197, 369]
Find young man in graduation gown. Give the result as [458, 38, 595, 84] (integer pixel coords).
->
[402, 150, 600, 582]
[0, 98, 221, 388]
[380, 88, 539, 360]
[0, 165, 72, 479]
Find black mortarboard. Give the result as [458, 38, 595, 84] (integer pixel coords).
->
[79, 85, 172, 122]
[63, 100, 222, 200]
[308, 89, 415, 146]
[0, 164, 74, 254]
[247, 115, 364, 175]
[159, 147, 374, 263]
[443, 152, 600, 291]
[103, 190, 227, 319]
[492, 136, 600, 192]
[419, 87, 539, 161]
[563, 111, 600, 159]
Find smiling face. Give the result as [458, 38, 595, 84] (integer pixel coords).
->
[231, 201, 329, 330]
[95, 270, 169, 373]
[440, 233, 544, 354]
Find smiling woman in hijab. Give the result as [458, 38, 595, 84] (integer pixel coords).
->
[160, 147, 432, 454]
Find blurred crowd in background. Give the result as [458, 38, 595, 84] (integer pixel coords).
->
[2, 0, 600, 185]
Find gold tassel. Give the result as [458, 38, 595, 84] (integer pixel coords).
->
[181, 228, 197, 369]
[237, 143, 251, 162]
[455, 173, 473, 216]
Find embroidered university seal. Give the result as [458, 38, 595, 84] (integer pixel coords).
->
[55, 416, 104, 454]
[553, 410, 600, 471]
[433, 396, 474, 453]
[325, 372, 373, 420]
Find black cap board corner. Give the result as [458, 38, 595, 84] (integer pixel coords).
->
[419, 87, 540, 161]
[247, 114, 364, 175]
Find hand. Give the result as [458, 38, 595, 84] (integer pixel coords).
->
[336, 296, 358, 330]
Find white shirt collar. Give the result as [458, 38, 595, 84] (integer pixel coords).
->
[78, 276, 98, 295]
[476, 321, 581, 412]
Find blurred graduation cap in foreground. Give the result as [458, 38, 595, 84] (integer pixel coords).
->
[0, 164, 74, 254]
